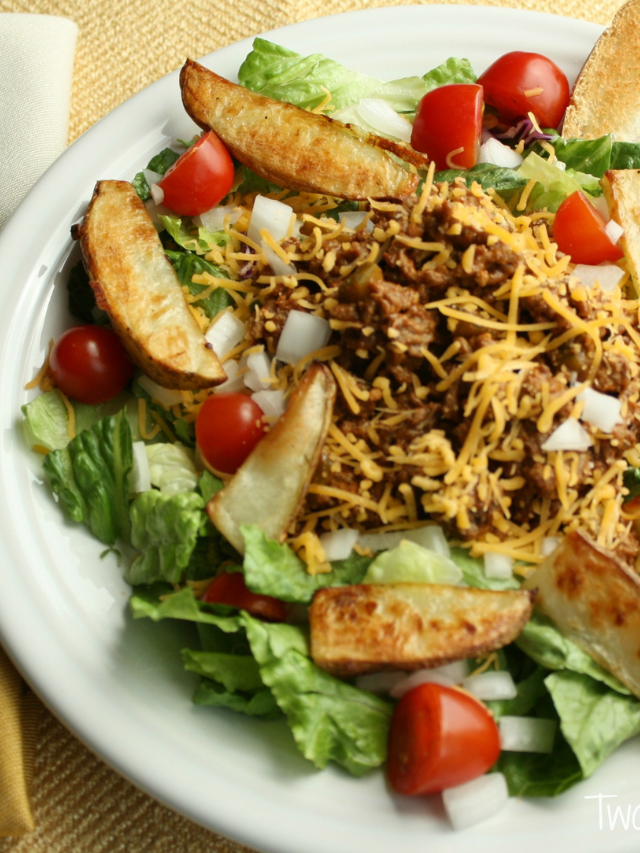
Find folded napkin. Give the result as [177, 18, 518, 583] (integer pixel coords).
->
[0, 13, 78, 229]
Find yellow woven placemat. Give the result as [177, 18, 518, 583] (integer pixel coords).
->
[0, 0, 628, 850]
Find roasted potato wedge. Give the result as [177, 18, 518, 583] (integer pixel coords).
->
[601, 169, 640, 293]
[77, 180, 225, 389]
[309, 583, 535, 677]
[207, 363, 336, 554]
[562, 0, 640, 140]
[523, 531, 640, 698]
[180, 59, 426, 200]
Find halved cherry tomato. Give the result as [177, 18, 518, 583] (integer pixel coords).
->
[202, 571, 287, 622]
[411, 84, 483, 172]
[195, 393, 266, 474]
[387, 682, 501, 796]
[157, 131, 234, 216]
[49, 325, 134, 405]
[477, 51, 570, 129]
[553, 191, 624, 265]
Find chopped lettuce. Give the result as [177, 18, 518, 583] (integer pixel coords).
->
[241, 525, 370, 603]
[517, 151, 601, 213]
[549, 134, 640, 175]
[160, 215, 229, 255]
[433, 163, 527, 194]
[42, 410, 132, 545]
[363, 539, 462, 585]
[146, 442, 198, 495]
[132, 147, 180, 202]
[126, 490, 207, 585]
[623, 467, 640, 501]
[164, 249, 234, 319]
[421, 56, 476, 91]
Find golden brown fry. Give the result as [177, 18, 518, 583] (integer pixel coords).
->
[309, 583, 535, 677]
[77, 180, 225, 389]
[523, 530, 640, 698]
[180, 59, 426, 200]
[562, 0, 640, 140]
[207, 363, 336, 554]
[601, 169, 640, 294]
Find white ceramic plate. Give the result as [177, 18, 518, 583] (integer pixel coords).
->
[3, 6, 639, 852]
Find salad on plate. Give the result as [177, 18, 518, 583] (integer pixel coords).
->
[21, 0, 640, 830]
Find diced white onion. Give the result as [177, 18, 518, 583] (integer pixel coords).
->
[390, 661, 469, 698]
[463, 671, 517, 701]
[244, 350, 272, 392]
[131, 441, 151, 494]
[541, 417, 592, 452]
[261, 240, 296, 277]
[339, 211, 374, 232]
[484, 551, 513, 580]
[275, 310, 332, 365]
[248, 196, 294, 244]
[555, 160, 567, 171]
[197, 205, 242, 232]
[355, 99, 413, 143]
[319, 528, 359, 562]
[442, 773, 509, 832]
[137, 375, 184, 408]
[205, 311, 246, 359]
[355, 671, 407, 695]
[605, 218, 624, 244]
[358, 524, 449, 556]
[541, 536, 561, 557]
[213, 360, 246, 395]
[573, 263, 625, 292]
[577, 386, 623, 433]
[478, 137, 523, 168]
[149, 183, 164, 205]
[143, 168, 163, 186]
[499, 716, 557, 753]
[590, 195, 610, 220]
[251, 389, 286, 420]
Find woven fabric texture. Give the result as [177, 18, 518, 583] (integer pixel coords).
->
[0, 0, 629, 850]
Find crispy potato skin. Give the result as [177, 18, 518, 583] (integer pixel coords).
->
[309, 583, 535, 677]
[180, 59, 426, 201]
[77, 180, 225, 390]
[523, 530, 640, 698]
[208, 363, 337, 553]
[601, 169, 640, 293]
[562, 0, 640, 140]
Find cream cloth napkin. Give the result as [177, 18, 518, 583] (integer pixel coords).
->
[0, 13, 77, 229]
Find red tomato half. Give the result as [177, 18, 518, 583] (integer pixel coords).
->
[387, 683, 501, 796]
[50, 325, 134, 405]
[202, 571, 287, 622]
[158, 131, 234, 216]
[477, 52, 570, 129]
[553, 191, 624, 265]
[411, 84, 483, 172]
[195, 393, 266, 474]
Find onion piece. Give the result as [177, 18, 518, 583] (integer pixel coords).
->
[484, 551, 513, 579]
[499, 716, 557, 753]
[247, 196, 294, 244]
[143, 168, 163, 186]
[204, 311, 245, 359]
[442, 773, 509, 831]
[478, 137, 523, 168]
[605, 218, 624, 244]
[197, 205, 242, 232]
[355, 671, 406, 695]
[149, 183, 164, 205]
[275, 310, 332, 365]
[358, 524, 449, 556]
[213, 360, 245, 395]
[131, 441, 151, 494]
[244, 350, 272, 391]
[577, 387, 623, 433]
[541, 536, 561, 557]
[356, 99, 413, 143]
[541, 417, 592, 452]
[573, 262, 625, 292]
[390, 661, 469, 698]
[137, 375, 184, 408]
[250, 389, 286, 420]
[463, 670, 517, 701]
[590, 195, 610, 221]
[319, 528, 359, 561]
[338, 211, 374, 232]
[261, 241, 296, 276]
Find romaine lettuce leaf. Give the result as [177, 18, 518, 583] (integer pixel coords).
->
[241, 525, 370, 603]
[192, 678, 280, 717]
[160, 215, 229, 255]
[132, 148, 180, 202]
[363, 539, 462, 584]
[146, 442, 198, 495]
[126, 490, 207, 585]
[183, 649, 263, 693]
[433, 163, 527, 193]
[164, 249, 234, 319]
[42, 410, 132, 544]
[422, 56, 476, 90]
